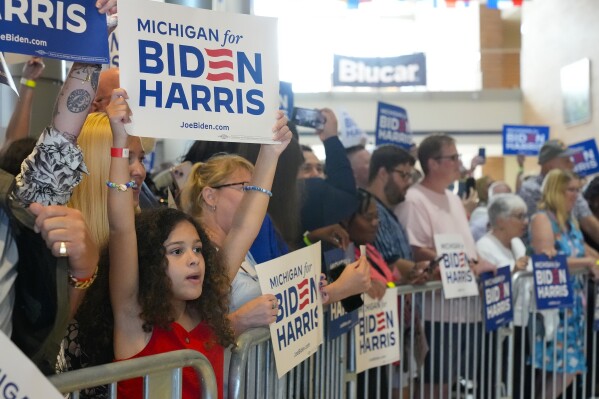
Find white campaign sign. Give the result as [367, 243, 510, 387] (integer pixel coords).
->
[118, 0, 279, 143]
[0, 332, 63, 399]
[434, 234, 479, 299]
[354, 288, 400, 374]
[255, 242, 324, 378]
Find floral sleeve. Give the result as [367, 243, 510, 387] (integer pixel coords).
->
[12, 126, 88, 206]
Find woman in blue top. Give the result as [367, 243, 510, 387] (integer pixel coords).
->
[529, 169, 599, 398]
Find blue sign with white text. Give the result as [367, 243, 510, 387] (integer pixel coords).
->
[375, 102, 411, 149]
[502, 125, 549, 156]
[324, 248, 359, 340]
[333, 53, 426, 87]
[279, 81, 294, 118]
[569, 139, 599, 177]
[481, 266, 513, 331]
[0, 0, 109, 63]
[532, 254, 573, 310]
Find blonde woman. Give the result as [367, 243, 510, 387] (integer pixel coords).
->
[529, 169, 599, 398]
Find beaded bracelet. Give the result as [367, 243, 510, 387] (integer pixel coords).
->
[68, 266, 98, 289]
[106, 180, 137, 192]
[242, 185, 272, 197]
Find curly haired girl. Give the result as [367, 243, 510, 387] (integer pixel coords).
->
[105, 88, 291, 398]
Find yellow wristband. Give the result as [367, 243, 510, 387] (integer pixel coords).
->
[20, 78, 36, 88]
[302, 231, 313, 246]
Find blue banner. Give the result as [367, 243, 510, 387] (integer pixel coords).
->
[375, 102, 411, 149]
[324, 247, 359, 340]
[0, 0, 109, 63]
[532, 254, 574, 310]
[502, 125, 549, 156]
[333, 53, 426, 87]
[480, 266, 513, 331]
[569, 139, 599, 177]
[279, 81, 294, 118]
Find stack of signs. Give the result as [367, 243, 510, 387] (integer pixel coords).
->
[375, 102, 412, 149]
[502, 125, 549, 156]
[532, 254, 574, 310]
[324, 247, 359, 340]
[118, 0, 279, 143]
[0, 0, 108, 63]
[255, 242, 324, 378]
[0, 332, 64, 399]
[480, 266, 513, 331]
[338, 109, 367, 148]
[354, 288, 400, 374]
[0, 53, 17, 94]
[433, 234, 479, 299]
[279, 81, 294, 118]
[569, 139, 599, 177]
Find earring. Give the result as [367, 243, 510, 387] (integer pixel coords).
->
[212, 205, 217, 212]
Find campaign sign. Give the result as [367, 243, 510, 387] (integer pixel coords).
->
[324, 248, 359, 340]
[434, 234, 479, 299]
[502, 125, 549, 156]
[333, 53, 426, 87]
[279, 81, 293, 118]
[354, 288, 400, 373]
[532, 254, 574, 310]
[108, 27, 119, 67]
[480, 266, 513, 332]
[0, 0, 108, 63]
[255, 242, 324, 378]
[375, 102, 411, 149]
[0, 331, 63, 399]
[569, 139, 599, 177]
[0, 52, 17, 94]
[338, 109, 367, 148]
[118, 0, 279, 143]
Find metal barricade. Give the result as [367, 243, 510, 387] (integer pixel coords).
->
[228, 327, 347, 399]
[229, 274, 599, 399]
[49, 349, 218, 399]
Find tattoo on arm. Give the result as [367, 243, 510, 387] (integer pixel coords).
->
[67, 89, 92, 113]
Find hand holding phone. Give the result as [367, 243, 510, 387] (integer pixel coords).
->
[291, 107, 325, 130]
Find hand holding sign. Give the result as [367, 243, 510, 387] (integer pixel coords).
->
[323, 255, 371, 303]
[229, 294, 279, 334]
[96, 0, 118, 15]
[263, 111, 292, 157]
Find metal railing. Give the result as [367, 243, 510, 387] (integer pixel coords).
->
[49, 349, 217, 399]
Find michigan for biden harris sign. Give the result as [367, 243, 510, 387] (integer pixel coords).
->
[118, 0, 279, 143]
[0, 0, 108, 63]
[255, 242, 324, 378]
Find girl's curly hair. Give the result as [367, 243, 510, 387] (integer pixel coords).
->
[135, 207, 234, 347]
[76, 208, 234, 366]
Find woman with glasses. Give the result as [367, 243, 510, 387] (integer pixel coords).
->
[476, 193, 531, 399]
[529, 169, 599, 398]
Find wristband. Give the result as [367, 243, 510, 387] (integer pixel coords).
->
[243, 185, 272, 197]
[68, 266, 98, 289]
[303, 231, 313, 246]
[20, 78, 36, 88]
[111, 147, 130, 158]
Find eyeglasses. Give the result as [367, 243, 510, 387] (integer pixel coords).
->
[434, 154, 461, 162]
[212, 181, 250, 191]
[392, 169, 412, 180]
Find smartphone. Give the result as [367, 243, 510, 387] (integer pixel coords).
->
[291, 107, 325, 130]
[170, 161, 192, 190]
[464, 177, 476, 198]
[478, 147, 486, 162]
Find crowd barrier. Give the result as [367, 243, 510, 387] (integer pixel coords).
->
[47, 273, 598, 399]
[229, 269, 599, 399]
[48, 349, 217, 399]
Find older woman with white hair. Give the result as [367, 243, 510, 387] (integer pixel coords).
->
[476, 193, 531, 399]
